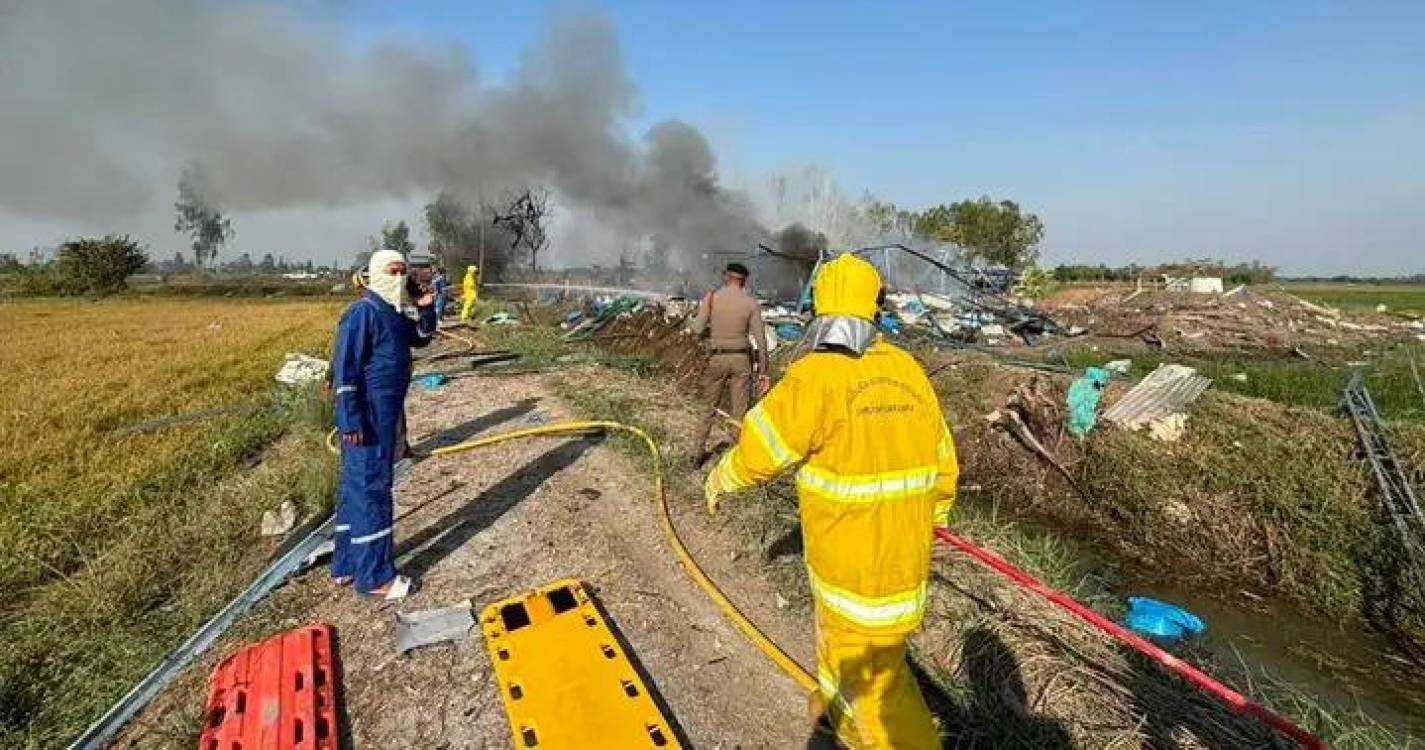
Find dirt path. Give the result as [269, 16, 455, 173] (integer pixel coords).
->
[121, 366, 816, 749]
[111, 349, 1383, 749]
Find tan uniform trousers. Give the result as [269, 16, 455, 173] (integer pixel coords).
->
[693, 351, 752, 453]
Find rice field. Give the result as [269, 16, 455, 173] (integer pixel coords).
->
[0, 297, 344, 748]
[1285, 282, 1425, 316]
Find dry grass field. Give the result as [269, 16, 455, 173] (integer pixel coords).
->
[0, 298, 343, 748]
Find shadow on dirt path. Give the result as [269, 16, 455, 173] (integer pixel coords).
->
[397, 435, 603, 579]
[408, 397, 540, 454]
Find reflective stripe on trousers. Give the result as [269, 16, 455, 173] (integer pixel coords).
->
[807, 566, 927, 631]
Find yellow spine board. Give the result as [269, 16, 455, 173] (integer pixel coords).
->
[480, 578, 682, 749]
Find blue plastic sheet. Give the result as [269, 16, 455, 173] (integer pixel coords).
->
[1066, 366, 1110, 438]
[1123, 597, 1205, 641]
[774, 323, 804, 341]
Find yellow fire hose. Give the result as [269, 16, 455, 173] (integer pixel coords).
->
[435, 327, 478, 353]
[326, 417, 816, 691]
[430, 420, 819, 693]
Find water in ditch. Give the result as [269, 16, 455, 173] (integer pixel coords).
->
[979, 507, 1424, 739]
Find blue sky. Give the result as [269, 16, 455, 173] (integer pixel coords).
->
[2, 1, 1416, 274]
[326, 1, 1425, 274]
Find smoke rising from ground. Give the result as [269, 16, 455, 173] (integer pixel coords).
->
[0, 1, 766, 269]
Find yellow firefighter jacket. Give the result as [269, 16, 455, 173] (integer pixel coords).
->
[707, 256, 958, 636]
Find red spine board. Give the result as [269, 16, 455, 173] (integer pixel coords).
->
[198, 623, 340, 750]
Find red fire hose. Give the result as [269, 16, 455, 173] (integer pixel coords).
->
[934, 527, 1326, 750]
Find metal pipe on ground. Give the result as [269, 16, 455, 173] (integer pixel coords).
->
[482, 282, 671, 301]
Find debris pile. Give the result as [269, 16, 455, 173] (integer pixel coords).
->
[1039, 286, 1423, 352]
[274, 353, 328, 386]
[882, 291, 1062, 346]
[974, 360, 1217, 495]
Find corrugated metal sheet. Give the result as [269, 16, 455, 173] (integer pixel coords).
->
[1102, 364, 1213, 429]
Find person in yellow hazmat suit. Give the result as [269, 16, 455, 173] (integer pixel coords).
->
[459, 264, 479, 321]
[704, 253, 958, 749]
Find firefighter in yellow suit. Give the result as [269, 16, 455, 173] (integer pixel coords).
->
[704, 253, 957, 749]
[459, 265, 479, 321]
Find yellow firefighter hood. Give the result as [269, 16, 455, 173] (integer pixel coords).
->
[813, 254, 881, 321]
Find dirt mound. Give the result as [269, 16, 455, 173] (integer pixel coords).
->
[584, 305, 708, 383]
[1039, 285, 1117, 307]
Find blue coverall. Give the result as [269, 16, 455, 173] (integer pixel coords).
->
[330, 291, 436, 592]
[432, 272, 449, 319]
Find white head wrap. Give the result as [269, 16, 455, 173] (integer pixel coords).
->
[367, 250, 409, 311]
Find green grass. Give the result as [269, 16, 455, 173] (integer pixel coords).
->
[1285, 283, 1425, 316]
[1054, 344, 1425, 419]
[473, 300, 658, 375]
[950, 489, 1122, 609]
[0, 396, 337, 749]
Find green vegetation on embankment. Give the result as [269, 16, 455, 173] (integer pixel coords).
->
[1055, 343, 1425, 419]
[930, 355, 1425, 644]
[0, 299, 341, 748]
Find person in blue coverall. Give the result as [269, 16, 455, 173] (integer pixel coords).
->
[330, 249, 437, 599]
[431, 265, 449, 319]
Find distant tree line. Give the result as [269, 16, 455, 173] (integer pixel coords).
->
[1280, 273, 1425, 284]
[154, 251, 324, 275]
[1051, 259, 1278, 284]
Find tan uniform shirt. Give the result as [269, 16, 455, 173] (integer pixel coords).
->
[691, 284, 769, 371]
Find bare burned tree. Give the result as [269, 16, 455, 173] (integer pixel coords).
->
[492, 188, 551, 272]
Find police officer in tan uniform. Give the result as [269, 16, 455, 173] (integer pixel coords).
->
[690, 262, 770, 468]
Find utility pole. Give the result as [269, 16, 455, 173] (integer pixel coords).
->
[477, 214, 486, 289]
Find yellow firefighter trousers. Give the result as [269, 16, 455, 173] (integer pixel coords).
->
[459, 290, 478, 321]
[814, 608, 938, 750]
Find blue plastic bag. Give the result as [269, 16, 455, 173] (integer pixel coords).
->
[415, 373, 448, 391]
[1123, 597, 1205, 641]
[1066, 366, 1110, 438]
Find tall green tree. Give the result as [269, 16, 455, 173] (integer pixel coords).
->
[919, 197, 1044, 269]
[910, 204, 955, 242]
[173, 165, 234, 269]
